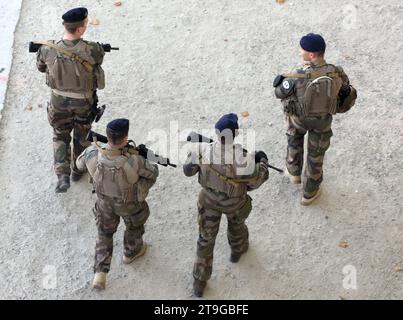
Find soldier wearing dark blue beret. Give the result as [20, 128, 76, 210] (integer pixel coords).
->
[273, 33, 356, 206]
[215, 113, 239, 132]
[76, 118, 159, 290]
[35, 7, 106, 193]
[62, 7, 88, 24]
[106, 118, 130, 145]
[183, 113, 269, 297]
[299, 33, 326, 54]
[107, 118, 130, 135]
[59, 7, 90, 37]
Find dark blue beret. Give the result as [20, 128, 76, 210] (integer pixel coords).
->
[215, 113, 239, 132]
[107, 118, 129, 135]
[300, 33, 326, 53]
[62, 7, 88, 23]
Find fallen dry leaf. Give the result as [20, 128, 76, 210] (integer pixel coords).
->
[25, 105, 33, 111]
[395, 267, 403, 272]
[89, 19, 100, 25]
[339, 240, 349, 248]
[114, 1, 122, 6]
[276, 0, 286, 4]
[241, 111, 249, 117]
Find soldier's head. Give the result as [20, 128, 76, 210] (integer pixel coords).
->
[62, 7, 89, 37]
[299, 33, 326, 61]
[215, 113, 239, 144]
[106, 118, 129, 147]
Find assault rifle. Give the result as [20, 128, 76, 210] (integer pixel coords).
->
[186, 131, 284, 173]
[29, 42, 119, 53]
[86, 130, 177, 168]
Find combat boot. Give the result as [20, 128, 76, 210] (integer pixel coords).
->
[55, 175, 70, 193]
[92, 272, 107, 290]
[230, 244, 249, 263]
[193, 279, 207, 297]
[71, 170, 84, 182]
[123, 242, 147, 264]
[285, 168, 301, 184]
[230, 253, 242, 263]
[301, 188, 321, 206]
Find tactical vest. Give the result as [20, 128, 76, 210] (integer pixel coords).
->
[282, 64, 343, 117]
[92, 152, 138, 203]
[43, 40, 105, 93]
[198, 144, 251, 198]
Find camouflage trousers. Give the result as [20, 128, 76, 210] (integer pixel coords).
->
[47, 92, 94, 177]
[193, 195, 252, 282]
[93, 196, 150, 273]
[286, 114, 333, 198]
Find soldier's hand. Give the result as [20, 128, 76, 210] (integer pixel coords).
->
[254, 151, 268, 163]
[137, 144, 148, 159]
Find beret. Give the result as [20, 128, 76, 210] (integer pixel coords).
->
[107, 118, 129, 135]
[215, 113, 239, 132]
[62, 7, 88, 23]
[300, 33, 326, 53]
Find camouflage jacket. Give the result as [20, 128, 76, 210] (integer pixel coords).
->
[76, 144, 159, 202]
[36, 38, 105, 73]
[183, 142, 269, 211]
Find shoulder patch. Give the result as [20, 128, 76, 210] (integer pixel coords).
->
[85, 41, 104, 64]
[126, 155, 137, 167]
[85, 145, 98, 159]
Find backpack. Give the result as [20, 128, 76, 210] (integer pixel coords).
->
[92, 153, 137, 203]
[282, 64, 343, 116]
[43, 40, 105, 93]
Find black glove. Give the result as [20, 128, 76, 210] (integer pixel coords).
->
[137, 144, 148, 159]
[255, 151, 268, 163]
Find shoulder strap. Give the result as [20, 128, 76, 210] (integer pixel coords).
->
[205, 165, 260, 186]
[34, 40, 94, 73]
[200, 144, 258, 186]
[283, 70, 340, 80]
[93, 138, 125, 157]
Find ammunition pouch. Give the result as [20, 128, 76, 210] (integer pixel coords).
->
[281, 95, 305, 117]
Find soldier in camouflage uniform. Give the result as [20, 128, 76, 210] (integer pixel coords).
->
[183, 114, 269, 297]
[274, 33, 354, 205]
[76, 119, 159, 290]
[36, 7, 105, 192]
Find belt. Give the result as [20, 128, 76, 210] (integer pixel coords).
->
[52, 89, 93, 99]
[205, 187, 230, 199]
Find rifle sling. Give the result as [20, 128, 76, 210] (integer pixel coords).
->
[282, 71, 340, 79]
[198, 150, 257, 186]
[35, 41, 94, 73]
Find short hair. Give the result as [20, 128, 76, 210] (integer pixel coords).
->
[63, 20, 85, 34]
[314, 50, 326, 57]
[106, 128, 127, 145]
